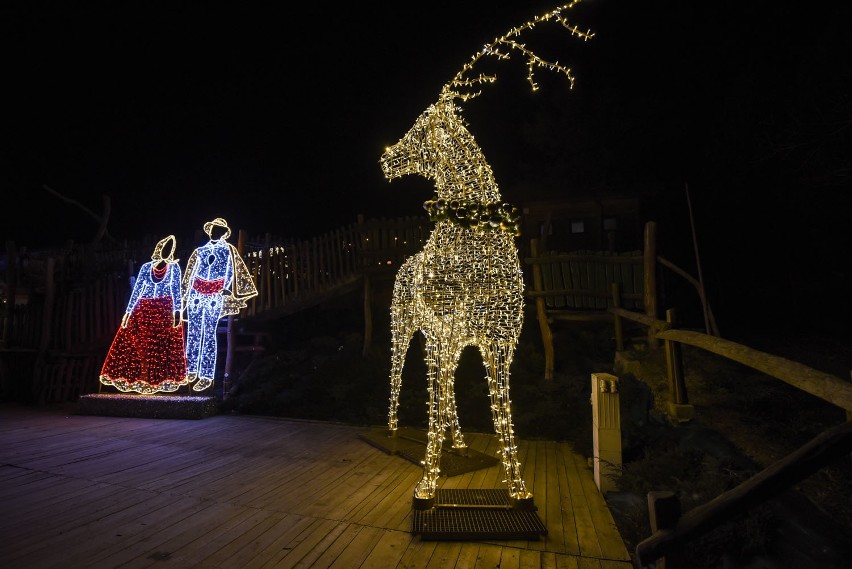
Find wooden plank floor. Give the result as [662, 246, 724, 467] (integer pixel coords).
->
[0, 404, 633, 569]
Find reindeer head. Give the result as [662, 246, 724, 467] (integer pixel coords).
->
[380, 101, 499, 201]
[379, 103, 445, 183]
[380, 2, 593, 219]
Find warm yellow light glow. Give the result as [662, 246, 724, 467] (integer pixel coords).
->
[382, 2, 591, 506]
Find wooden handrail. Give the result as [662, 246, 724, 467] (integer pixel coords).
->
[657, 255, 720, 337]
[610, 308, 852, 565]
[656, 328, 852, 412]
[609, 307, 670, 332]
[636, 419, 852, 565]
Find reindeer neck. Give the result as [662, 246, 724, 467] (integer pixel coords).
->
[435, 181, 500, 206]
[433, 151, 501, 205]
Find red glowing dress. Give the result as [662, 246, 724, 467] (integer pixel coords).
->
[100, 236, 189, 394]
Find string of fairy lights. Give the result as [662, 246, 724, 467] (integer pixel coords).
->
[383, 1, 592, 506]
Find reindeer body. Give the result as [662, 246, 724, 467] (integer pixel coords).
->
[382, 102, 529, 503]
[380, 0, 592, 507]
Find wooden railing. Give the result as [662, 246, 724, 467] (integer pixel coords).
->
[240, 215, 429, 321]
[610, 305, 852, 567]
[636, 420, 852, 567]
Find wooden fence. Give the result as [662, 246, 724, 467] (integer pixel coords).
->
[241, 215, 429, 320]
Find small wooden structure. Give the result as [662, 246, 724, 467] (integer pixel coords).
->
[591, 372, 622, 495]
[524, 221, 658, 379]
[520, 195, 643, 258]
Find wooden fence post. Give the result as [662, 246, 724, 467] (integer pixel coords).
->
[223, 229, 248, 399]
[644, 491, 683, 568]
[643, 221, 658, 349]
[3, 241, 18, 347]
[362, 272, 372, 357]
[34, 257, 56, 404]
[529, 239, 555, 380]
[611, 282, 624, 352]
[664, 308, 694, 422]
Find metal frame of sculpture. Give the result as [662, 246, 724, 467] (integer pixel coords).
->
[380, 1, 593, 508]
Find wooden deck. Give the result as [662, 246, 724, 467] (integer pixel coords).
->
[0, 404, 632, 569]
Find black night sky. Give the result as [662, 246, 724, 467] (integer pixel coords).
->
[4, 1, 852, 337]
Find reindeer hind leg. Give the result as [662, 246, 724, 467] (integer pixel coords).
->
[443, 346, 467, 453]
[482, 341, 533, 508]
[413, 338, 455, 508]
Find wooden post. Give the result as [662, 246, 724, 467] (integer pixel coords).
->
[848, 371, 851, 423]
[223, 229, 247, 399]
[362, 272, 372, 357]
[530, 239, 555, 380]
[644, 491, 683, 569]
[34, 257, 56, 405]
[685, 184, 713, 336]
[643, 221, 658, 348]
[664, 308, 694, 422]
[3, 241, 17, 347]
[611, 282, 624, 352]
[591, 373, 622, 495]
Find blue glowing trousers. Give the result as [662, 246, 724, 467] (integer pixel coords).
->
[185, 290, 223, 382]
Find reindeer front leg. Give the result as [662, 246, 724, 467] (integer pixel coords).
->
[413, 338, 453, 509]
[388, 288, 416, 435]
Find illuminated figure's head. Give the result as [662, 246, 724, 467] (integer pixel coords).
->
[151, 234, 178, 264]
[203, 217, 232, 240]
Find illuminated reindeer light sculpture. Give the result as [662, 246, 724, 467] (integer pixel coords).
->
[380, 2, 593, 508]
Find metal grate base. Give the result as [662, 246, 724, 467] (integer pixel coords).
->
[412, 489, 547, 541]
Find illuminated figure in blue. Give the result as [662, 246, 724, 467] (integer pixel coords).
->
[182, 218, 258, 392]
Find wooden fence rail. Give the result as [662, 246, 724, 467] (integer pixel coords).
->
[636, 419, 852, 567]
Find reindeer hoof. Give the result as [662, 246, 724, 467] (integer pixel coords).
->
[412, 495, 435, 510]
[510, 495, 537, 511]
[449, 445, 469, 457]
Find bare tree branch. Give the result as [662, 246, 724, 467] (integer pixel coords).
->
[42, 184, 112, 243]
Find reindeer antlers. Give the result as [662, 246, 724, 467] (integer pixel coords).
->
[441, 0, 594, 103]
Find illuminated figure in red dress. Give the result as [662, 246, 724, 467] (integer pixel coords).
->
[100, 235, 189, 394]
[182, 218, 257, 392]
